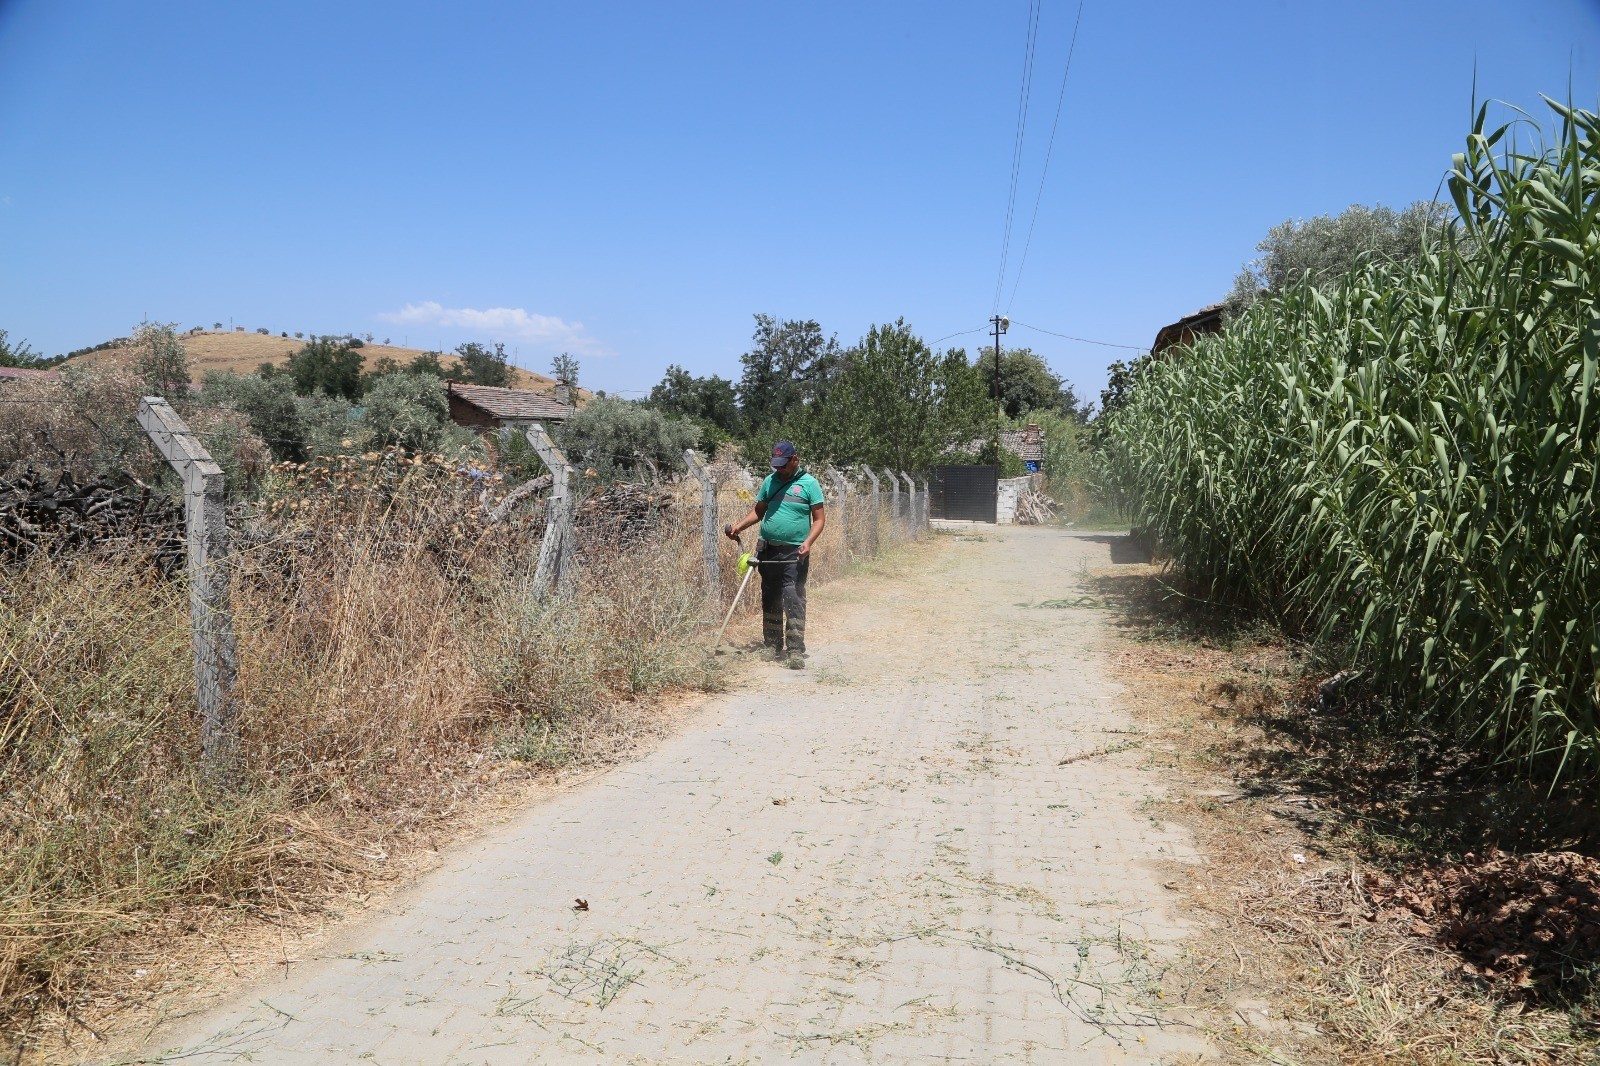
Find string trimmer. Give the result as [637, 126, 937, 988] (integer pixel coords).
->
[711, 537, 794, 650]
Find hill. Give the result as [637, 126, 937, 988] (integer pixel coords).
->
[66, 330, 569, 394]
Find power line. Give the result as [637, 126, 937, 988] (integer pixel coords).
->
[1009, 319, 1147, 351]
[929, 326, 989, 346]
[1005, 0, 1086, 314]
[991, 0, 1043, 315]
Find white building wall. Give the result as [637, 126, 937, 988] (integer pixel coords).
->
[996, 476, 1032, 525]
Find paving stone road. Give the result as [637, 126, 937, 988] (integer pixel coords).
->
[127, 527, 1213, 1065]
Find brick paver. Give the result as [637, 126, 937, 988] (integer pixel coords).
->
[125, 528, 1212, 1064]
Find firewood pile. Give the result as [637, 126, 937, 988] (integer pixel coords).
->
[0, 469, 184, 572]
[1014, 487, 1058, 525]
[576, 482, 676, 546]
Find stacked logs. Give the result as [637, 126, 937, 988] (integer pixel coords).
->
[1014, 487, 1058, 525]
[0, 469, 184, 573]
[576, 482, 675, 547]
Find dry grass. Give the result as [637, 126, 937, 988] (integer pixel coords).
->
[0, 447, 915, 1061]
[1093, 558, 1600, 1064]
[68, 330, 563, 392]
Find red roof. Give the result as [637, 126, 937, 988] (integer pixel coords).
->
[0, 366, 59, 382]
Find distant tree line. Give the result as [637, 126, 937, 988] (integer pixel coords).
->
[643, 313, 1088, 472]
[1, 329, 73, 369]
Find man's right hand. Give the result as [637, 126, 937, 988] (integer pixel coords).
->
[724, 523, 740, 541]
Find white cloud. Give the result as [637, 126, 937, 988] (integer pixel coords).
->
[376, 301, 605, 355]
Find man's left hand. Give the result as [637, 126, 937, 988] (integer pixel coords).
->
[797, 542, 811, 557]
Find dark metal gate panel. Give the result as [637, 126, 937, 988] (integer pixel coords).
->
[932, 465, 998, 522]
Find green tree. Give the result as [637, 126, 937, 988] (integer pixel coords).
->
[550, 352, 580, 390]
[807, 321, 991, 471]
[0, 328, 46, 369]
[985, 347, 1074, 420]
[736, 314, 842, 437]
[287, 336, 364, 400]
[129, 321, 193, 403]
[558, 395, 700, 482]
[406, 350, 452, 378]
[201, 371, 308, 461]
[1225, 201, 1450, 313]
[455, 341, 510, 387]
[359, 355, 402, 392]
[647, 364, 741, 439]
[362, 373, 454, 452]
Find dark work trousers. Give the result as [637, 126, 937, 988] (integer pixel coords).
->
[757, 542, 809, 654]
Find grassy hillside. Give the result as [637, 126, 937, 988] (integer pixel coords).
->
[67, 330, 564, 393]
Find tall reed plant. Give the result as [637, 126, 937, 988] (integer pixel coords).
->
[1103, 99, 1599, 785]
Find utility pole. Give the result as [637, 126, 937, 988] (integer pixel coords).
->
[989, 314, 1008, 460]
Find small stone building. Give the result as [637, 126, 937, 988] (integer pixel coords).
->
[999, 424, 1045, 473]
[446, 382, 575, 432]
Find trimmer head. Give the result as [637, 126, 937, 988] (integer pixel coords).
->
[736, 552, 753, 577]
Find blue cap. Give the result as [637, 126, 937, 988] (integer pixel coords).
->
[770, 440, 797, 468]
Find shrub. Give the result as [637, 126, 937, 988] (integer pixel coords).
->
[558, 396, 700, 482]
[128, 321, 192, 402]
[360, 372, 456, 453]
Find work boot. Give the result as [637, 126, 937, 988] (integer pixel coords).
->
[786, 651, 807, 670]
[765, 646, 786, 662]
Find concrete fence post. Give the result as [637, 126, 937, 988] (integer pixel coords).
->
[859, 466, 880, 553]
[882, 468, 900, 536]
[919, 477, 931, 531]
[826, 468, 851, 560]
[137, 396, 241, 792]
[898, 471, 915, 534]
[684, 448, 720, 604]
[523, 422, 575, 596]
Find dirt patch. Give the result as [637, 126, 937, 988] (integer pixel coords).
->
[1092, 558, 1600, 1064]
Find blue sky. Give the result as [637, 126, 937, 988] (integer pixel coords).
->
[1, 0, 1596, 400]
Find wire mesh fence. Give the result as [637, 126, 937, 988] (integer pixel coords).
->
[0, 384, 933, 1021]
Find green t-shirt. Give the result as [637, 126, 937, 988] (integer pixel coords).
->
[756, 470, 825, 545]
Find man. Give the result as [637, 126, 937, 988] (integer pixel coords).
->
[724, 440, 826, 668]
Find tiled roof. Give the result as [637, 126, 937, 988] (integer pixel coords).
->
[1000, 429, 1045, 463]
[961, 425, 1046, 464]
[448, 382, 574, 421]
[0, 367, 60, 382]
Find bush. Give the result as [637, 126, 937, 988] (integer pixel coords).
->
[360, 372, 460, 453]
[558, 396, 700, 482]
[128, 321, 192, 402]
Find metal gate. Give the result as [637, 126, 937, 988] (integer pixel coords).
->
[931, 465, 998, 523]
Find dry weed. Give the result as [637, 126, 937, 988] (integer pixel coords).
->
[1094, 560, 1600, 1064]
[1, 448, 912, 1058]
